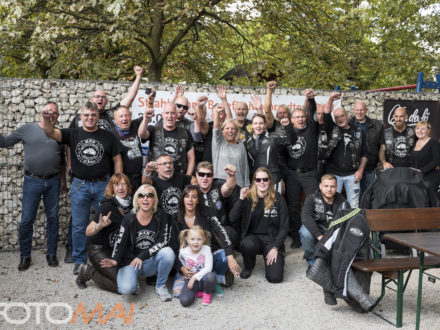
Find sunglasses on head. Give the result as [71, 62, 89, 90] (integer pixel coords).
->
[255, 177, 270, 183]
[138, 192, 154, 199]
[176, 103, 189, 110]
[197, 172, 213, 178]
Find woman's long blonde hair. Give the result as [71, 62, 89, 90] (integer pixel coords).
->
[246, 167, 277, 211]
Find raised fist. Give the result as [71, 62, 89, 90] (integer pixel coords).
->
[224, 164, 236, 177]
[197, 95, 208, 107]
[267, 81, 277, 90]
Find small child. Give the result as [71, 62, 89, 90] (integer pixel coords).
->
[178, 226, 216, 307]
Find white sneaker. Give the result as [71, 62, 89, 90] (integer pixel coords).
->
[156, 285, 172, 302]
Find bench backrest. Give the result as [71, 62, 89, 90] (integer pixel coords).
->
[365, 208, 440, 232]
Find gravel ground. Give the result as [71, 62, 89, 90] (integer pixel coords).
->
[0, 243, 439, 330]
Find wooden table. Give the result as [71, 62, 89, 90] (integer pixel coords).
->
[384, 232, 440, 330]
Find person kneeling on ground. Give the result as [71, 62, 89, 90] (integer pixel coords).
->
[101, 184, 175, 301]
[76, 173, 133, 292]
[300, 173, 349, 304]
[230, 167, 288, 283]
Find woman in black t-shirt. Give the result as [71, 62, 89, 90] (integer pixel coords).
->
[230, 167, 289, 283]
[411, 121, 440, 199]
[173, 185, 241, 296]
[75, 173, 132, 292]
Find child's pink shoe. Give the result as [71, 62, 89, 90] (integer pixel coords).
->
[201, 293, 211, 305]
[195, 291, 203, 298]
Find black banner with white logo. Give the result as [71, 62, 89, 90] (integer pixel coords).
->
[383, 100, 440, 140]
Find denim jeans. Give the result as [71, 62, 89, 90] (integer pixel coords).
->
[335, 174, 360, 208]
[117, 247, 175, 295]
[213, 249, 229, 284]
[70, 177, 107, 264]
[360, 169, 375, 197]
[20, 174, 61, 258]
[299, 225, 318, 266]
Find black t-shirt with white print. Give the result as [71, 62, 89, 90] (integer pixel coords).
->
[390, 129, 412, 167]
[147, 125, 194, 173]
[151, 172, 192, 216]
[112, 118, 143, 175]
[61, 128, 121, 180]
[286, 122, 319, 170]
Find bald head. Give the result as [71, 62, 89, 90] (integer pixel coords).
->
[353, 101, 368, 123]
[393, 107, 407, 131]
[163, 102, 177, 130]
[175, 96, 189, 120]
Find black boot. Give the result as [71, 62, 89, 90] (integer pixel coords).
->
[64, 247, 74, 263]
[323, 288, 337, 305]
[18, 257, 31, 271]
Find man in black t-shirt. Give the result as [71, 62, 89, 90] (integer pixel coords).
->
[64, 66, 144, 264]
[195, 161, 240, 248]
[113, 104, 154, 193]
[143, 154, 192, 216]
[42, 102, 122, 275]
[284, 89, 320, 249]
[323, 94, 368, 209]
[145, 103, 195, 175]
[379, 106, 415, 169]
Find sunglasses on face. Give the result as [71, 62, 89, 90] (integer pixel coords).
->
[197, 172, 213, 178]
[138, 192, 154, 199]
[255, 177, 270, 183]
[175, 103, 189, 110]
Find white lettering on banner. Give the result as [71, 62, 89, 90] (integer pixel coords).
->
[131, 90, 334, 124]
[387, 104, 431, 127]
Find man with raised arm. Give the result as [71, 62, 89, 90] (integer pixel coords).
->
[42, 101, 122, 275]
[0, 102, 66, 271]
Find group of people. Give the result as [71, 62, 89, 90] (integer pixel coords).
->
[2, 66, 439, 307]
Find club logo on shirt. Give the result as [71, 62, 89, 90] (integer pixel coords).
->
[120, 136, 142, 160]
[163, 137, 179, 160]
[136, 229, 155, 249]
[288, 136, 306, 159]
[161, 187, 181, 215]
[393, 136, 408, 158]
[76, 138, 104, 166]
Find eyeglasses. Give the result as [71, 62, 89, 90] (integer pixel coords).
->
[255, 177, 270, 183]
[138, 192, 154, 199]
[157, 161, 173, 166]
[113, 182, 127, 187]
[197, 172, 213, 178]
[81, 113, 98, 117]
[94, 95, 107, 99]
[175, 103, 189, 110]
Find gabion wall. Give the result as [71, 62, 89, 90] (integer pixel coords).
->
[1, 77, 439, 250]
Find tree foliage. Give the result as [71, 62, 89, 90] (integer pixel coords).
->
[0, 0, 439, 89]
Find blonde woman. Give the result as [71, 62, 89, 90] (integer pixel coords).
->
[411, 121, 440, 198]
[229, 167, 289, 283]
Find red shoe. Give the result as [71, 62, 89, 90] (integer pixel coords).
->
[195, 291, 203, 298]
[201, 293, 211, 306]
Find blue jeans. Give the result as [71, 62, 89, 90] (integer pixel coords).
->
[20, 174, 61, 258]
[117, 247, 175, 295]
[213, 249, 229, 284]
[299, 225, 318, 266]
[360, 169, 375, 196]
[70, 177, 107, 264]
[335, 174, 360, 208]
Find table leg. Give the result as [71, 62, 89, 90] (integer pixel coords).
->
[416, 251, 424, 330]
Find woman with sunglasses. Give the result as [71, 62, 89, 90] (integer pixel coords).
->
[230, 167, 289, 283]
[174, 185, 241, 296]
[212, 103, 250, 188]
[75, 173, 132, 292]
[101, 184, 175, 301]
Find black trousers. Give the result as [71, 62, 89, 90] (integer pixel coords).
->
[180, 272, 216, 307]
[285, 169, 319, 238]
[127, 173, 142, 196]
[87, 244, 119, 293]
[240, 234, 285, 283]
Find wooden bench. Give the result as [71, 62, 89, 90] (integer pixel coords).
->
[351, 208, 440, 328]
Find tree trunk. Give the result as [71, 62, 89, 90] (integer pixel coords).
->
[147, 61, 163, 82]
